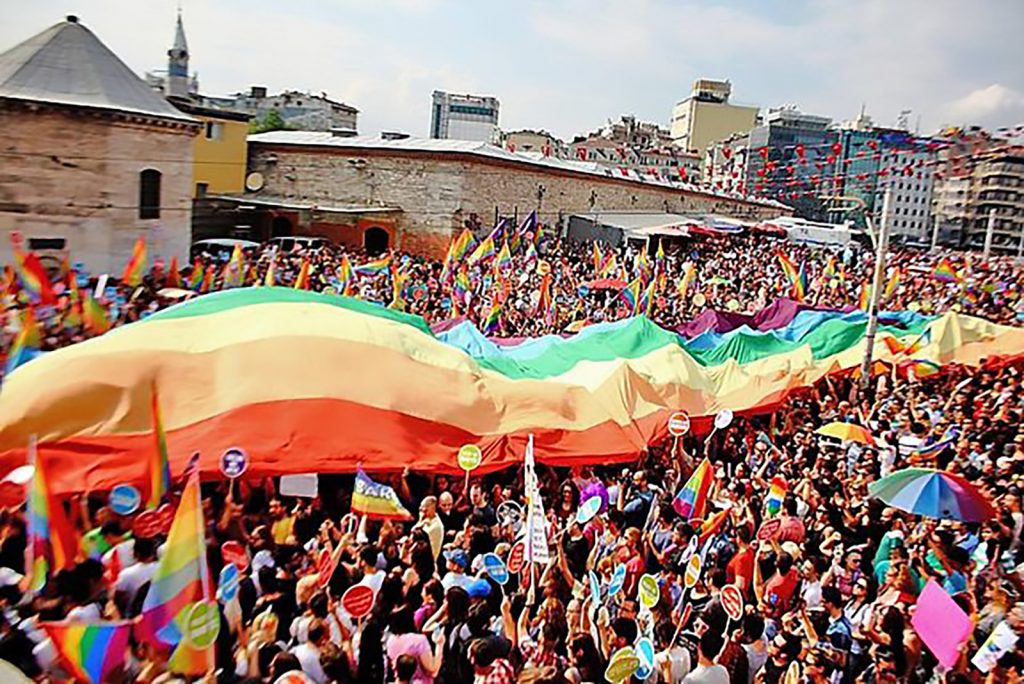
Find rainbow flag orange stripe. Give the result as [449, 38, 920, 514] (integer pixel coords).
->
[27, 438, 78, 590]
[148, 383, 171, 510]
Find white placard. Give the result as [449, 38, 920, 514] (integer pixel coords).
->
[280, 473, 318, 498]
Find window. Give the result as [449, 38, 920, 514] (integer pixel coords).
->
[196, 182, 209, 198]
[28, 237, 66, 251]
[204, 121, 224, 140]
[139, 169, 161, 219]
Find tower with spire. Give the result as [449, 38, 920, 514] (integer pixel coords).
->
[166, 9, 191, 98]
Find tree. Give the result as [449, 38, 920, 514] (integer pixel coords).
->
[249, 109, 291, 134]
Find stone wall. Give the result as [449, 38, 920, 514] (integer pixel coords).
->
[246, 143, 789, 258]
[0, 104, 196, 274]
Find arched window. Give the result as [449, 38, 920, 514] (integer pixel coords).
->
[139, 169, 162, 219]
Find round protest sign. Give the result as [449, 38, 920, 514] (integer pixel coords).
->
[220, 447, 248, 479]
[605, 646, 640, 683]
[507, 541, 526, 574]
[222, 540, 249, 572]
[184, 601, 220, 649]
[668, 411, 691, 437]
[635, 637, 655, 680]
[721, 584, 744, 621]
[274, 674, 315, 684]
[608, 563, 627, 597]
[684, 555, 702, 589]
[714, 409, 734, 430]
[108, 484, 141, 516]
[575, 495, 602, 525]
[156, 503, 175, 534]
[316, 547, 336, 587]
[341, 584, 375, 619]
[133, 510, 162, 538]
[219, 564, 240, 602]
[482, 552, 509, 585]
[457, 444, 482, 471]
[638, 574, 659, 608]
[756, 518, 782, 541]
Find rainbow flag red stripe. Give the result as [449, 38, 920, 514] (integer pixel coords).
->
[148, 383, 171, 510]
[12, 249, 56, 305]
[27, 438, 78, 590]
[932, 257, 960, 283]
[41, 620, 132, 684]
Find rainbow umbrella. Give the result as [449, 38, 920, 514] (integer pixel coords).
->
[815, 421, 876, 446]
[868, 468, 996, 522]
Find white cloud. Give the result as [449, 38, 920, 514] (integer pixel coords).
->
[943, 84, 1024, 128]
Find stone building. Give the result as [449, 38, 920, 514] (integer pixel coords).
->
[240, 132, 788, 257]
[0, 15, 198, 274]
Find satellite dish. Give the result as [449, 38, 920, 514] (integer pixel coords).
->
[245, 172, 265, 192]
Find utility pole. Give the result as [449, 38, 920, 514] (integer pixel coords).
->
[982, 208, 996, 259]
[931, 212, 942, 251]
[859, 188, 893, 389]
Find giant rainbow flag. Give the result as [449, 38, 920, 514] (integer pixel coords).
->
[0, 288, 1022, 494]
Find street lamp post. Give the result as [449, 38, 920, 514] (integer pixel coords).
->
[859, 188, 893, 389]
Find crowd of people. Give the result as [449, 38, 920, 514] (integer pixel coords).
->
[0, 225, 1023, 683]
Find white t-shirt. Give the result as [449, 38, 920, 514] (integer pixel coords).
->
[114, 560, 157, 607]
[682, 663, 729, 684]
[651, 645, 690, 683]
[291, 642, 327, 684]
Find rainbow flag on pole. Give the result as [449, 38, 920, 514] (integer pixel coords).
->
[293, 258, 311, 290]
[858, 282, 872, 311]
[672, 457, 713, 520]
[776, 251, 800, 285]
[883, 268, 901, 301]
[766, 476, 787, 516]
[482, 299, 502, 335]
[792, 262, 808, 302]
[41, 620, 132, 684]
[5, 308, 42, 376]
[354, 254, 392, 276]
[121, 237, 147, 287]
[931, 257, 960, 283]
[82, 292, 111, 335]
[677, 264, 696, 300]
[148, 382, 172, 510]
[352, 468, 412, 520]
[12, 249, 57, 305]
[621, 277, 642, 314]
[139, 466, 212, 671]
[27, 437, 79, 591]
[467, 236, 496, 265]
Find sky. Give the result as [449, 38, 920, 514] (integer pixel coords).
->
[3, 0, 1024, 140]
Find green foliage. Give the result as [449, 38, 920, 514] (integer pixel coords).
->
[249, 109, 291, 134]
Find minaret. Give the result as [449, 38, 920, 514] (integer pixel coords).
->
[166, 10, 190, 98]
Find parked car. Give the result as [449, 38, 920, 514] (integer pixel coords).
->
[267, 236, 331, 253]
[190, 238, 260, 261]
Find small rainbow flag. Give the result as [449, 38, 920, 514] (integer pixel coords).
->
[931, 257, 960, 283]
[525, 240, 538, 264]
[655, 239, 665, 267]
[5, 309, 42, 375]
[82, 292, 111, 335]
[883, 268, 901, 301]
[914, 426, 960, 458]
[65, 273, 83, 328]
[495, 241, 512, 271]
[186, 260, 204, 291]
[672, 457, 713, 520]
[641, 278, 656, 316]
[515, 211, 537, 253]
[634, 249, 649, 275]
[27, 437, 79, 591]
[352, 468, 412, 520]
[766, 476, 787, 516]
[337, 255, 353, 294]
[442, 229, 476, 281]
[536, 273, 554, 323]
[121, 237, 147, 287]
[354, 254, 392, 276]
[482, 299, 502, 335]
[293, 258, 310, 290]
[139, 467, 212, 668]
[467, 236, 496, 265]
[592, 242, 603, 272]
[165, 256, 182, 288]
[222, 244, 245, 288]
[776, 251, 800, 286]
[902, 358, 941, 380]
[677, 264, 696, 300]
[698, 508, 729, 544]
[621, 277, 642, 314]
[599, 252, 618, 278]
[388, 265, 409, 310]
[12, 247, 57, 305]
[453, 267, 471, 303]
[148, 382, 172, 510]
[903, 329, 932, 356]
[791, 262, 808, 302]
[858, 282, 872, 311]
[41, 620, 133, 684]
[263, 257, 276, 287]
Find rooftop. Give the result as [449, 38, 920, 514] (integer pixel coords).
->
[0, 15, 194, 123]
[248, 131, 783, 208]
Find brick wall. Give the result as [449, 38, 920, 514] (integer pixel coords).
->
[247, 143, 788, 258]
[0, 104, 196, 274]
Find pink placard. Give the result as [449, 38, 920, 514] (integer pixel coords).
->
[910, 580, 972, 669]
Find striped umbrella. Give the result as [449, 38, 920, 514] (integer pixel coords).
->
[868, 467, 996, 522]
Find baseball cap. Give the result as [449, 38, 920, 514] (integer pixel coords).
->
[444, 549, 469, 569]
[467, 578, 492, 599]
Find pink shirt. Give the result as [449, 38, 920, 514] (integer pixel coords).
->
[387, 632, 434, 684]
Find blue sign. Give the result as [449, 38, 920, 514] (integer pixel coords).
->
[220, 447, 248, 479]
[635, 638, 655, 679]
[576, 496, 602, 525]
[589, 570, 601, 603]
[608, 563, 627, 597]
[482, 553, 509, 585]
[219, 564, 240, 602]
[108, 484, 141, 516]
[577, 285, 590, 297]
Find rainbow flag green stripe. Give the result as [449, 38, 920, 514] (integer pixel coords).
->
[0, 288, 1020, 496]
